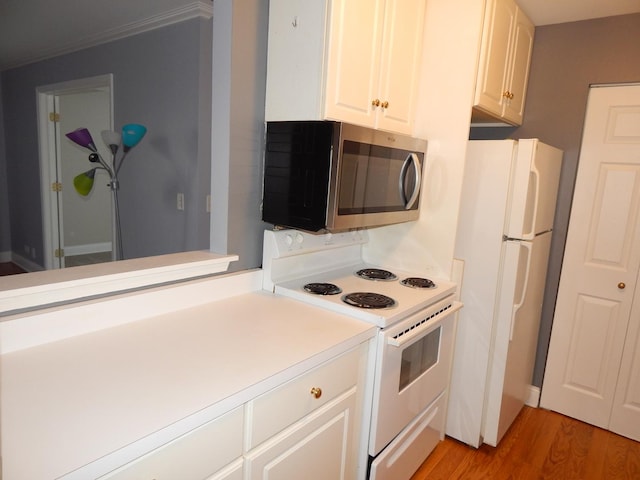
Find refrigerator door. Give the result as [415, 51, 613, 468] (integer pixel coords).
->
[482, 232, 553, 446]
[505, 139, 563, 239]
[447, 139, 516, 447]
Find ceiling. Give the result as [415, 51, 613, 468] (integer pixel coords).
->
[518, 0, 640, 26]
[0, 0, 639, 71]
[0, 0, 205, 71]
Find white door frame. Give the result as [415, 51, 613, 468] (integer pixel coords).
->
[36, 74, 114, 270]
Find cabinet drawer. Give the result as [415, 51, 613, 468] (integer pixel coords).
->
[247, 346, 361, 449]
[101, 406, 243, 480]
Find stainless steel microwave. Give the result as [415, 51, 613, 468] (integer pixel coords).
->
[262, 121, 427, 232]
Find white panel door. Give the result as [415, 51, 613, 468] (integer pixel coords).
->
[541, 84, 640, 440]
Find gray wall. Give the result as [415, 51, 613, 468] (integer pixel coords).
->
[1, 17, 212, 266]
[211, 0, 269, 272]
[472, 13, 640, 387]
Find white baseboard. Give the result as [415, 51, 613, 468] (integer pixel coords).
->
[65, 242, 112, 256]
[525, 385, 540, 408]
[11, 253, 44, 273]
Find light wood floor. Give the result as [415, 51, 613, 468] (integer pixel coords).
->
[412, 406, 640, 479]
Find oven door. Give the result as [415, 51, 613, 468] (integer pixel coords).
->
[369, 297, 461, 456]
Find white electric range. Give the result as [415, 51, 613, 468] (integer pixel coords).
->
[262, 228, 461, 480]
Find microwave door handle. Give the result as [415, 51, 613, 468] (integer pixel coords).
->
[399, 153, 422, 210]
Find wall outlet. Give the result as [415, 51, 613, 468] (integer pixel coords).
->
[177, 192, 185, 211]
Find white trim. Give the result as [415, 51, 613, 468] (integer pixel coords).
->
[64, 242, 113, 256]
[10, 253, 45, 273]
[4, 2, 213, 70]
[0, 251, 238, 316]
[36, 74, 114, 270]
[525, 385, 541, 408]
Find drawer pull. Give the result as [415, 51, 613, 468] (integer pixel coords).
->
[310, 387, 322, 399]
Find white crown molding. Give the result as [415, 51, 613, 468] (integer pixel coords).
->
[3, 1, 213, 71]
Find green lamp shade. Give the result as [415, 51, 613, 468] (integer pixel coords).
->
[73, 169, 97, 196]
[121, 124, 147, 149]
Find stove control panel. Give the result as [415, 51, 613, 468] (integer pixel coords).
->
[267, 229, 368, 257]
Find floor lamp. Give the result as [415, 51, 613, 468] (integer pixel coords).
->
[65, 124, 147, 261]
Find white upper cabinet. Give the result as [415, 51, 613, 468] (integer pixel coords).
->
[473, 0, 534, 125]
[265, 0, 426, 135]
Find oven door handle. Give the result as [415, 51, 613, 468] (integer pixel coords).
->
[399, 153, 422, 210]
[387, 302, 462, 347]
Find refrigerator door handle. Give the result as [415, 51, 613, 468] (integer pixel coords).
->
[523, 165, 541, 239]
[510, 242, 533, 341]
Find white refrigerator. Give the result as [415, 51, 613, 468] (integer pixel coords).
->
[446, 139, 563, 447]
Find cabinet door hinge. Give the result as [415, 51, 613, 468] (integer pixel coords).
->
[54, 248, 65, 258]
[51, 182, 63, 192]
[49, 112, 60, 122]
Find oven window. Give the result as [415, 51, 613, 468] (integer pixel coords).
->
[398, 326, 441, 391]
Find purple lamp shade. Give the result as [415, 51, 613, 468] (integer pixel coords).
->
[66, 128, 97, 152]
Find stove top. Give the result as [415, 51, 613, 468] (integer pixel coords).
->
[262, 229, 457, 328]
[274, 264, 456, 327]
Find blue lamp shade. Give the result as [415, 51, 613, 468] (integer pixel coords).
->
[66, 128, 98, 152]
[121, 124, 147, 150]
[73, 168, 97, 196]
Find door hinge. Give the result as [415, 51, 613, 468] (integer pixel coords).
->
[49, 112, 60, 122]
[51, 182, 63, 192]
[54, 248, 65, 258]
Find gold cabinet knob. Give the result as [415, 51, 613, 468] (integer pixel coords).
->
[310, 387, 322, 399]
[618, 282, 626, 290]
[381, 100, 389, 108]
[372, 99, 381, 107]
[503, 91, 514, 99]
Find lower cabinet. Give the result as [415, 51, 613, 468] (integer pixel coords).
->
[97, 343, 369, 480]
[99, 406, 244, 480]
[245, 388, 358, 480]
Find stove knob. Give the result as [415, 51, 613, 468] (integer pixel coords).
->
[295, 232, 304, 246]
[285, 234, 294, 247]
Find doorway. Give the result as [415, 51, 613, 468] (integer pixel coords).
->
[540, 83, 640, 442]
[37, 75, 114, 269]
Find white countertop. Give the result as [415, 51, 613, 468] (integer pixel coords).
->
[1, 272, 376, 479]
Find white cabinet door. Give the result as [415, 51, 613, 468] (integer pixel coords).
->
[375, 0, 426, 134]
[502, 6, 534, 124]
[100, 407, 244, 480]
[541, 84, 640, 441]
[324, 0, 383, 127]
[474, 0, 515, 117]
[245, 388, 358, 480]
[207, 458, 244, 480]
[473, 0, 533, 125]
